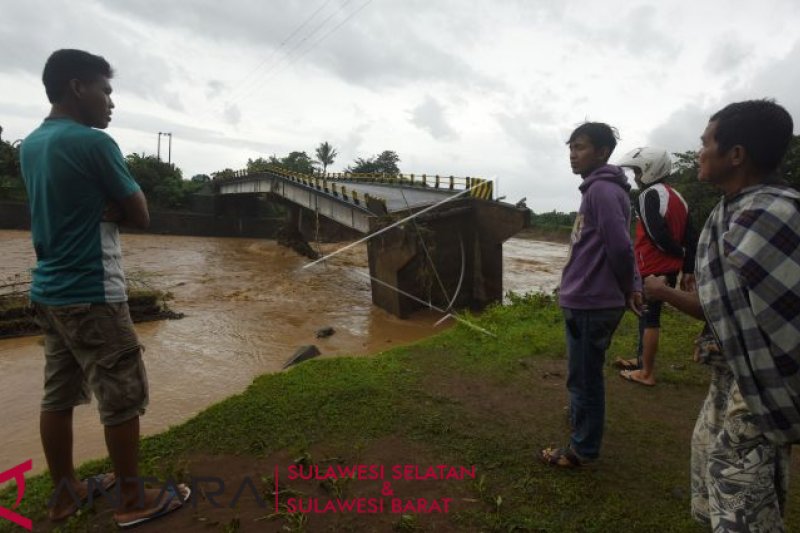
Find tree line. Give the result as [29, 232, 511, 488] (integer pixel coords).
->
[1, 131, 406, 209]
[3, 125, 798, 216]
[528, 136, 800, 232]
[213, 142, 402, 179]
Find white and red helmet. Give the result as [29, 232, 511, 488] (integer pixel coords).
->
[617, 147, 673, 186]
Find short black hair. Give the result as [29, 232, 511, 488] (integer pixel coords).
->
[567, 122, 619, 157]
[42, 49, 113, 104]
[710, 99, 794, 174]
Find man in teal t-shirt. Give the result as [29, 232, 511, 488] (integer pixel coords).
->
[20, 49, 189, 527]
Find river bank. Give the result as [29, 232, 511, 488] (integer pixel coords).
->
[4, 294, 798, 531]
[0, 230, 567, 479]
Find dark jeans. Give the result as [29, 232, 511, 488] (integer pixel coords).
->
[563, 307, 625, 460]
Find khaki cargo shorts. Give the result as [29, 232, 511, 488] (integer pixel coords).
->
[33, 302, 148, 426]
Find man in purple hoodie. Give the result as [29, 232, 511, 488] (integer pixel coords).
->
[541, 122, 642, 468]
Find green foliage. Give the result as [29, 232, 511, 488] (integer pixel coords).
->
[246, 157, 272, 174]
[0, 131, 25, 201]
[315, 141, 338, 175]
[124, 153, 198, 210]
[666, 150, 720, 231]
[0, 138, 19, 179]
[191, 173, 211, 182]
[347, 150, 401, 174]
[280, 151, 316, 174]
[529, 209, 576, 228]
[213, 168, 236, 180]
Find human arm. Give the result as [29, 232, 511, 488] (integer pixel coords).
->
[90, 134, 149, 229]
[103, 191, 149, 229]
[644, 275, 705, 320]
[592, 184, 640, 303]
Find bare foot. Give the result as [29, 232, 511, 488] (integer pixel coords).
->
[114, 484, 190, 526]
[49, 473, 116, 522]
[620, 369, 656, 386]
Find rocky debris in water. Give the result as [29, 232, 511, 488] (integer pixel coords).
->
[316, 326, 335, 338]
[283, 345, 321, 369]
[276, 226, 319, 260]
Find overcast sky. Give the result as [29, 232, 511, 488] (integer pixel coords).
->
[2, 0, 799, 211]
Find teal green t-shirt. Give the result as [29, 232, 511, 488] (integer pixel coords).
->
[20, 118, 141, 305]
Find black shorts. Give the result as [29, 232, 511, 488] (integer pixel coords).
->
[642, 273, 678, 328]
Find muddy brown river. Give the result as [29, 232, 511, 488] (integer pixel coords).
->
[0, 229, 566, 473]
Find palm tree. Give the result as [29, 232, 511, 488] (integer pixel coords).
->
[315, 141, 338, 176]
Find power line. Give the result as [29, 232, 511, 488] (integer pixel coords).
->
[226, 0, 373, 109]
[225, 0, 337, 102]
[264, 0, 374, 85]
[225, 0, 355, 108]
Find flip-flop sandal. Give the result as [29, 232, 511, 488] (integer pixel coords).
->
[539, 447, 585, 469]
[613, 357, 639, 371]
[116, 484, 191, 529]
[50, 472, 116, 522]
[619, 369, 655, 387]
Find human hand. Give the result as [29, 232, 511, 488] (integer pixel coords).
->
[627, 291, 644, 316]
[680, 273, 696, 293]
[644, 275, 668, 301]
[102, 201, 124, 223]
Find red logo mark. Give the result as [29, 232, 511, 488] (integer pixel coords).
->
[0, 460, 32, 530]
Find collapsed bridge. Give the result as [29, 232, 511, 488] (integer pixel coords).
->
[214, 166, 528, 318]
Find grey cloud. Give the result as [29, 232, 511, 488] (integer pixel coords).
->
[705, 35, 752, 75]
[409, 96, 456, 140]
[223, 103, 242, 125]
[649, 39, 800, 152]
[108, 0, 499, 92]
[114, 109, 273, 153]
[337, 119, 372, 168]
[495, 112, 563, 157]
[206, 80, 226, 99]
[0, 1, 184, 110]
[573, 4, 680, 62]
[728, 39, 800, 122]
[648, 103, 710, 153]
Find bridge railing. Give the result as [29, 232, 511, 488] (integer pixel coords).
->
[215, 165, 390, 215]
[212, 165, 494, 206]
[321, 172, 493, 200]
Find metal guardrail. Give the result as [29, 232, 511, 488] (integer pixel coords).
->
[214, 165, 389, 214]
[212, 165, 494, 203]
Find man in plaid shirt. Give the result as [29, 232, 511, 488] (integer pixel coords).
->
[644, 99, 799, 531]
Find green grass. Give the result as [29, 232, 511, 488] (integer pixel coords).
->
[2, 294, 798, 532]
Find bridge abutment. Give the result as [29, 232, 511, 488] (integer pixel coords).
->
[367, 200, 528, 318]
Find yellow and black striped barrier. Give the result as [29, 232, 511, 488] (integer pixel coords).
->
[468, 178, 493, 200]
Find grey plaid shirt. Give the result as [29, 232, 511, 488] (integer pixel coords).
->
[697, 184, 800, 445]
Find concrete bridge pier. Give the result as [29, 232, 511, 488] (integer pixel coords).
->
[367, 199, 528, 318]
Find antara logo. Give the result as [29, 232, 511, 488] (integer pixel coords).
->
[0, 460, 32, 530]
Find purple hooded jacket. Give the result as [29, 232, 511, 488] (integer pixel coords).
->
[559, 164, 641, 309]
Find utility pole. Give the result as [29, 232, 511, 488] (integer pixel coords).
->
[157, 132, 173, 164]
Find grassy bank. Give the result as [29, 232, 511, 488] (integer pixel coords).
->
[3, 294, 798, 532]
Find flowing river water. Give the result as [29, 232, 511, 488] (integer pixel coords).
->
[0, 229, 567, 473]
